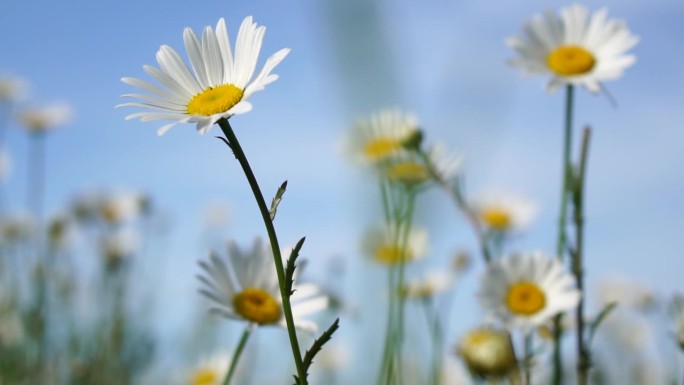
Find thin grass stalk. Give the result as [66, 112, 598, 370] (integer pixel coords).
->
[216, 118, 306, 384]
[223, 326, 252, 385]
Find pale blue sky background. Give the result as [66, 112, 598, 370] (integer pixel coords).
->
[1, 0, 683, 381]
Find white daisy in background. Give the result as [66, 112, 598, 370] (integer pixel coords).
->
[184, 352, 231, 385]
[456, 327, 518, 379]
[345, 108, 420, 165]
[0, 74, 26, 103]
[17, 102, 73, 133]
[197, 238, 328, 333]
[472, 192, 537, 233]
[382, 144, 462, 187]
[98, 191, 147, 225]
[99, 228, 140, 267]
[402, 270, 454, 299]
[595, 276, 656, 312]
[507, 4, 639, 93]
[362, 225, 429, 265]
[423, 143, 463, 184]
[118, 16, 290, 136]
[478, 251, 580, 332]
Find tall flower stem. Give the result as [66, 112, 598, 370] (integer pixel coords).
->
[552, 84, 575, 385]
[223, 326, 252, 385]
[217, 118, 306, 384]
[573, 127, 591, 385]
[421, 299, 444, 385]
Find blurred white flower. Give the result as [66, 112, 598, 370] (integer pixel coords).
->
[119, 16, 290, 136]
[0, 74, 26, 102]
[402, 270, 454, 299]
[362, 225, 429, 265]
[17, 102, 72, 133]
[595, 276, 656, 312]
[345, 108, 420, 165]
[100, 228, 140, 265]
[507, 4, 639, 93]
[472, 191, 537, 233]
[197, 238, 328, 333]
[478, 251, 580, 332]
[457, 327, 518, 379]
[185, 352, 231, 385]
[99, 191, 147, 225]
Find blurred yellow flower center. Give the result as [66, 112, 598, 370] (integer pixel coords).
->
[387, 162, 429, 184]
[547, 45, 596, 76]
[187, 84, 244, 116]
[233, 288, 281, 324]
[191, 369, 219, 385]
[364, 138, 401, 161]
[375, 245, 413, 265]
[506, 281, 546, 315]
[480, 208, 512, 231]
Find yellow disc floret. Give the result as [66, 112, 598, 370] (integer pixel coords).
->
[191, 369, 219, 385]
[375, 245, 413, 265]
[363, 138, 401, 161]
[506, 281, 546, 316]
[233, 288, 281, 324]
[187, 84, 244, 116]
[480, 208, 512, 231]
[387, 161, 429, 185]
[547, 45, 596, 76]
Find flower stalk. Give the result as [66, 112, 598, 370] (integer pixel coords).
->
[223, 326, 252, 385]
[217, 118, 306, 385]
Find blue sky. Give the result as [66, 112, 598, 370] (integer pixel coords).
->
[1, 0, 683, 380]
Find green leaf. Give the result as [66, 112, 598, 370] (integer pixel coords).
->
[298, 318, 341, 382]
[269, 180, 288, 221]
[285, 237, 306, 297]
[587, 302, 618, 347]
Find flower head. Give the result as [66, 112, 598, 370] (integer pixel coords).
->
[473, 192, 537, 233]
[507, 4, 639, 93]
[17, 103, 72, 133]
[362, 225, 429, 266]
[401, 270, 454, 299]
[197, 238, 328, 333]
[478, 252, 580, 332]
[0, 74, 26, 103]
[457, 327, 518, 379]
[119, 17, 290, 135]
[185, 352, 231, 385]
[346, 108, 420, 165]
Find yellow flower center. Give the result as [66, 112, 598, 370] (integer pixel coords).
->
[547, 45, 596, 76]
[375, 245, 413, 265]
[506, 281, 546, 316]
[232, 288, 281, 324]
[191, 369, 219, 385]
[480, 208, 512, 231]
[187, 84, 244, 116]
[363, 138, 401, 161]
[387, 161, 429, 185]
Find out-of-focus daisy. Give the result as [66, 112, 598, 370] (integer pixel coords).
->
[197, 238, 328, 333]
[0, 74, 26, 103]
[0, 148, 10, 182]
[17, 102, 72, 133]
[456, 327, 518, 379]
[595, 276, 656, 312]
[98, 191, 147, 225]
[478, 252, 580, 332]
[100, 228, 140, 268]
[185, 352, 231, 385]
[0, 213, 34, 244]
[472, 192, 537, 233]
[346, 108, 420, 165]
[670, 294, 684, 350]
[118, 17, 289, 136]
[422, 144, 463, 184]
[507, 4, 639, 93]
[401, 270, 454, 299]
[362, 225, 429, 265]
[382, 144, 462, 187]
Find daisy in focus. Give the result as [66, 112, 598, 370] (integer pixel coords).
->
[362, 225, 429, 265]
[118, 16, 290, 136]
[346, 108, 420, 165]
[507, 4, 639, 93]
[478, 251, 580, 332]
[197, 238, 328, 333]
[472, 192, 537, 233]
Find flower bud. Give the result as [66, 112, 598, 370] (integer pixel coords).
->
[457, 327, 518, 378]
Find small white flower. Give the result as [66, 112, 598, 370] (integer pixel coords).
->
[362, 225, 429, 265]
[98, 191, 147, 225]
[100, 228, 140, 263]
[472, 191, 537, 233]
[402, 270, 454, 299]
[185, 352, 231, 385]
[478, 251, 580, 332]
[119, 17, 290, 136]
[345, 108, 420, 165]
[0, 74, 26, 102]
[507, 4, 639, 93]
[197, 238, 328, 333]
[17, 102, 72, 133]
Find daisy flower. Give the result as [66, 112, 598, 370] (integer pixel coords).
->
[472, 192, 537, 233]
[507, 4, 639, 93]
[118, 16, 290, 136]
[185, 352, 231, 385]
[478, 251, 580, 332]
[382, 144, 462, 187]
[457, 327, 518, 379]
[17, 103, 72, 133]
[401, 270, 454, 299]
[98, 191, 147, 225]
[362, 225, 429, 265]
[346, 108, 420, 165]
[0, 74, 26, 103]
[197, 238, 328, 333]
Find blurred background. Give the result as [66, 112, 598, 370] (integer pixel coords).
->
[0, 0, 682, 383]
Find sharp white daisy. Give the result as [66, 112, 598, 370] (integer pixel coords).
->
[346, 108, 420, 165]
[17, 103, 72, 133]
[197, 238, 328, 333]
[472, 191, 537, 233]
[118, 16, 290, 136]
[507, 4, 639, 93]
[362, 225, 429, 265]
[478, 252, 580, 332]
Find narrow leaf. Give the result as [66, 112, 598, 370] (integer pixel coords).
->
[285, 237, 306, 296]
[587, 302, 618, 347]
[300, 318, 341, 382]
[270, 180, 288, 220]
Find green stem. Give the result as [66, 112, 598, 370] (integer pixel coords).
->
[552, 84, 575, 385]
[217, 119, 306, 384]
[421, 299, 443, 385]
[573, 128, 591, 385]
[223, 326, 252, 385]
[524, 334, 533, 385]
